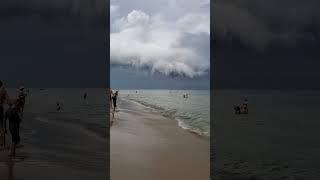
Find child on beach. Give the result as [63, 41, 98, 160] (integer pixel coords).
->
[5, 100, 22, 158]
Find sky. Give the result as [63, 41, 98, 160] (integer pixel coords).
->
[213, 0, 320, 89]
[0, 0, 107, 87]
[2, 0, 320, 89]
[110, 0, 210, 89]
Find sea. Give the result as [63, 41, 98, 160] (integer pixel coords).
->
[1, 88, 108, 180]
[119, 89, 210, 136]
[213, 90, 320, 179]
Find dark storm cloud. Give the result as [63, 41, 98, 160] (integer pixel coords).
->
[0, 0, 105, 19]
[0, 0, 108, 87]
[213, 0, 320, 89]
[111, 67, 209, 89]
[213, 0, 320, 50]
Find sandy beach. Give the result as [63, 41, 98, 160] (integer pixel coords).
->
[111, 98, 210, 180]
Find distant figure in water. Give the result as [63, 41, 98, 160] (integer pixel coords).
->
[234, 98, 248, 114]
[183, 93, 189, 98]
[136, 91, 138, 94]
[83, 92, 87, 100]
[17, 86, 27, 114]
[242, 98, 248, 114]
[56, 102, 62, 111]
[5, 100, 22, 158]
[234, 105, 241, 114]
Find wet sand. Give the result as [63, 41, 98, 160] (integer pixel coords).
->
[111, 98, 210, 180]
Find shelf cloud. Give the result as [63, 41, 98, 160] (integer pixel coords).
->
[110, 0, 210, 78]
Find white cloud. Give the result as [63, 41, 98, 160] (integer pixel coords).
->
[110, 5, 119, 16]
[110, 0, 210, 78]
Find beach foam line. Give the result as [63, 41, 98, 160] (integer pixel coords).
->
[121, 97, 210, 136]
[176, 117, 210, 137]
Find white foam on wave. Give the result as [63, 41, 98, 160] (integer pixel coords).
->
[123, 96, 210, 136]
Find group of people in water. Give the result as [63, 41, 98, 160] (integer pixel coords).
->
[0, 81, 27, 158]
[234, 98, 249, 114]
[109, 89, 118, 125]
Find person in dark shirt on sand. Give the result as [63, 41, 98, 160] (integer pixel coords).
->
[0, 81, 9, 147]
[5, 100, 22, 158]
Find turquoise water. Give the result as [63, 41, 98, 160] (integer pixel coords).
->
[120, 90, 210, 136]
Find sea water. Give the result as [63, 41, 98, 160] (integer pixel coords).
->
[4, 88, 108, 179]
[213, 90, 320, 179]
[119, 89, 210, 136]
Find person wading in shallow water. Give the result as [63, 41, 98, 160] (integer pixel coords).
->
[111, 90, 119, 124]
[109, 89, 114, 126]
[83, 92, 87, 100]
[17, 86, 27, 117]
[56, 102, 62, 111]
[0, 81, 9, 148]
[109, 89, 113, 110]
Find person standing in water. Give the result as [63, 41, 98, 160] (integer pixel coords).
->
[109, 89, 113, 109]
[17, 86, 27, 115]
[5, 100, 22, 158]
[109, 89, 114, 126]
[83, 92, 87, 100]
[56, 102, 62, 111]
[112, 90, 119, 119]
[0, 81, 9, 147]
[242, 98, 249, 114]
[83, 91, 88, 105]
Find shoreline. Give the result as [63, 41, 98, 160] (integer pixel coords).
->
[111, 97, 210, 180]
[123, 96, 210, 137]
[120, 97, 210, 139]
